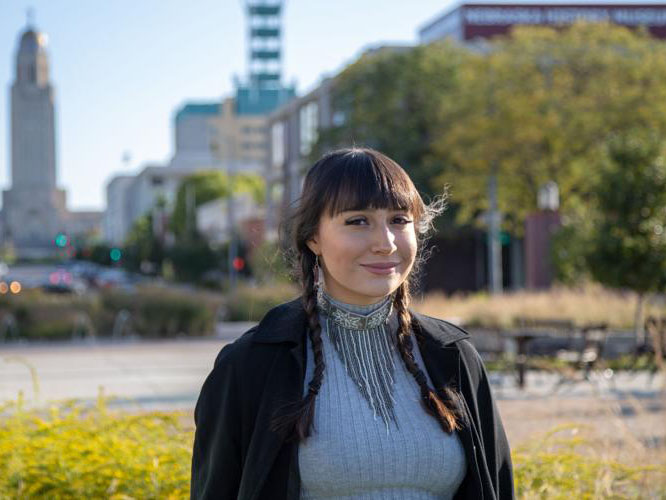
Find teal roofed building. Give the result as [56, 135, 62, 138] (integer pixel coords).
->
[174, 103, 221, 123]
[235, 85, 295, 116]
[171, 101, 221, 169]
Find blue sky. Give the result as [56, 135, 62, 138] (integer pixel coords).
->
[0, 0, 453, 211]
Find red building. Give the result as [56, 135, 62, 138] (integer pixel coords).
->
[419, 2, 666, 43]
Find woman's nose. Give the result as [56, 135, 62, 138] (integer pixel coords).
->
[371, 224, 397, 253]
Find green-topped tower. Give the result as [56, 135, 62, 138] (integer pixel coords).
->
[237, 0, 295, 115]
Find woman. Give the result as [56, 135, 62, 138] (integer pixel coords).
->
[191, 148, 514, 500]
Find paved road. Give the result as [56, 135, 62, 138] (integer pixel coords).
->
[0, 324, 255, 411]
[1, 333, 663, 414]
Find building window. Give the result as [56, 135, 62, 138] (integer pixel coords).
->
[300, 101, 319, 156]
[151, 176, 164, 186]
[243, 126, 267, 134]
[332, 110, 346, 127]
[271, 121, 285, 167]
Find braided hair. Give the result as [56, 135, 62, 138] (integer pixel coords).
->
[393, 282, 462, 432]
[272, 147, 460, 442]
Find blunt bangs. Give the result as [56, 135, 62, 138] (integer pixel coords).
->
[317, 149, 422, 218]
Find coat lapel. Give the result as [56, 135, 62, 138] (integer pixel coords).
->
[245, 299, 307, 500]
[242, 343, 304, 500]
[411, 314, 486, 499]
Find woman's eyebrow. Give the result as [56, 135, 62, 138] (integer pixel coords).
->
[338, 209, 412, 215]
[339, 209, 370, 215]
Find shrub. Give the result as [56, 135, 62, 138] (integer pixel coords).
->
[248, 241, 291, 284]
[0, 393, 191, 499]
[21, 320, 76, 341]
[513, 424, 665, 498]
[0, 287, 221, 341]
[0, 290, 99, 341]
[1, 399, 663, 499]
[225, 283, 299, 321]
[100, 286, 221, 338]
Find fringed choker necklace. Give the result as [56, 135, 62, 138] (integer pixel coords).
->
[316, 288, 399, 432]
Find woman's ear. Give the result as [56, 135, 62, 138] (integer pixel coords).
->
[306, 237, 320, 256]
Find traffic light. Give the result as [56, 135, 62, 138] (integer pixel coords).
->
[110, 248, 122, 262]
[54, 233, 68, 248]
[232, 257, 245, 271]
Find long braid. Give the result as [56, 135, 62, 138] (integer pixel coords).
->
[270, 251, 325, 441]
[394, 283, 462, 433]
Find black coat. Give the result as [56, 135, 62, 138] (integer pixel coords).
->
[191, 299, 514, 500]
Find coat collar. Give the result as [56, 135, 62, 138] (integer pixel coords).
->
[251, 297, 469, 347]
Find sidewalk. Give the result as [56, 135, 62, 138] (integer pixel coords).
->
[0, 336, 243, 411]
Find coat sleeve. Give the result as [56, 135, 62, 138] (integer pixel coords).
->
[459, 339, 515, 500]
[190, 343, 243, 500]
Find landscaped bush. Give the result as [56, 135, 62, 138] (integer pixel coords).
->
[99, 286, 221, 338]
[485, 353, 661, 374]
[0, 399, 663, 499]
[225, 283, 299, 321]
[0, 290, 99, 341]
[0, 287, 222, 340]
[513, 425, 665, 498]
[248, 241, 291, 284]
[0, 393, 191, 499]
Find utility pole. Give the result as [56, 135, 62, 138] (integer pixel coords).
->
[486, 63, 503, 295]
[227, 161, 238, 290]
[185, 182, 195, 242]
[487, 164, 503, 294]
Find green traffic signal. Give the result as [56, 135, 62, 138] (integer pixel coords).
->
[54, 233, 68, 247]
[110, 248, 122, 262]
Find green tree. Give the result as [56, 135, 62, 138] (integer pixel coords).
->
[123, 213, 164, 274]
[166, 240, 224, 283]
[314, 42, 466, 199]
[584, 131, 666, 338]
[170, 171, 265, 241]
[86, 243, 113, 267]
[433, 22, 666, 235]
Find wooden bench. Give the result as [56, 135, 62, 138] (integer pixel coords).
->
[504, 317, 608, 390]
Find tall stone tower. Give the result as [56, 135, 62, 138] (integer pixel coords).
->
[2, 20, 67, 257]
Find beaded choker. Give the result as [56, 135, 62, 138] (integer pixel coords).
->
[316, 288, 394, 329]
[316, 288, 399, 432]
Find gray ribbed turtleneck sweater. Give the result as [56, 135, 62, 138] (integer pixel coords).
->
[298, 296, 467, 500]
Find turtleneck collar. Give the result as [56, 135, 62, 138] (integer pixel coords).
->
[321, 288, 392, 315]
[317, 287, 396, 333]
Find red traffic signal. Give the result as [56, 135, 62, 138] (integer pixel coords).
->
[232, 257, 245, 271]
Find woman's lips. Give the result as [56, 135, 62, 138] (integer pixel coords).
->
[360, 263, 400, 275]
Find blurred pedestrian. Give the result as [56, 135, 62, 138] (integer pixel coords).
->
[191, 148, 514, 499]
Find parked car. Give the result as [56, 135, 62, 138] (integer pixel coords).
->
[41, 268, 87, 294]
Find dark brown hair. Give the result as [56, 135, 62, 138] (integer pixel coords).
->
[273, 147, 461, 442]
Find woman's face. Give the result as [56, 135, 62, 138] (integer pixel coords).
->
[307, 207, 418, 305]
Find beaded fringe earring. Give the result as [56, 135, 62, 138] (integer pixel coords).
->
[313, 255, 324, 292]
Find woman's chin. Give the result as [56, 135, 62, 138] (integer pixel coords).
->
[357, 282, 401, 300]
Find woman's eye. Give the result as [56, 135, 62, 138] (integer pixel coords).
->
[345, 218, 367, 225]
[393, 216, 413, 225]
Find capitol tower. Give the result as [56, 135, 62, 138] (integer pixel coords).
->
[2, 19, 68, 258]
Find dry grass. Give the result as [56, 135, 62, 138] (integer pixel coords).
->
[504, 391, 666, 498]
[413, 282, 666, 329]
